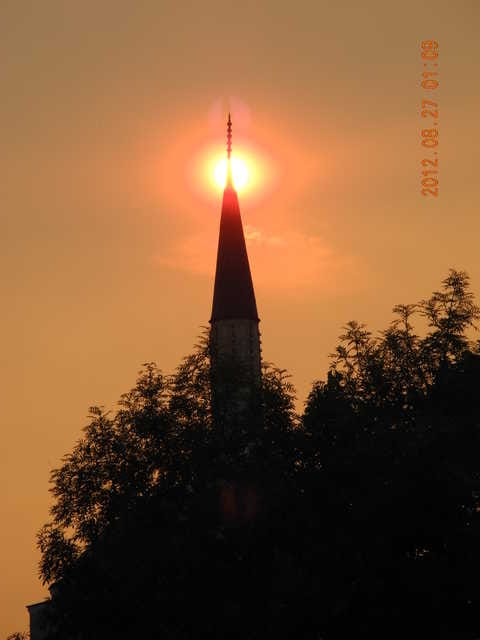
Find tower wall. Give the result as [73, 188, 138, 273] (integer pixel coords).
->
[209, 318, 261, 382]
[209, 318, 262, 435]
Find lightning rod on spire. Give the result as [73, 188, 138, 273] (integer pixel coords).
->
[227, 112, 232, 159]
[226, 113, 233, 187]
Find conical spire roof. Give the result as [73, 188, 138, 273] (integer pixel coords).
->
[210, 116, 259, 322]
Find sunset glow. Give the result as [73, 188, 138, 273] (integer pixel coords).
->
[214, 157, 249, 190]
[189, 141, 277, 204]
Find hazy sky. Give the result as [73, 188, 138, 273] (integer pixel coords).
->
[2, 0, 479, 634]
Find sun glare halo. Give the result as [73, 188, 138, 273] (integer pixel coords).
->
[214, 157, 249, 191]
[189, 140, 275, 204]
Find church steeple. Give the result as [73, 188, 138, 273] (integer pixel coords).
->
[209, 115, 262, 412]
[210, 115, 259, 323]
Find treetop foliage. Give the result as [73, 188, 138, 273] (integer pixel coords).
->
[36, 270, 480, 639]
[38, 331, 298, 586]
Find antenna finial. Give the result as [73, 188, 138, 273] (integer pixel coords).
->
[227, 112, 232, 159]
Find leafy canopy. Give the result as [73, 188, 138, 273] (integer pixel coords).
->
[36, 270, 480, 639]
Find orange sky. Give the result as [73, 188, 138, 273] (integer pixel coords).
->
[2, 0, 480, 634]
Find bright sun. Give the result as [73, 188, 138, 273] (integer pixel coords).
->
[191, 140, 274, 202]
[214, 157, 249, 191]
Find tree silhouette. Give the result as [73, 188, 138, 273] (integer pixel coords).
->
[302, 269, 480, 638]
[37, 271, 480, 639]
[37, 330, 298, 638]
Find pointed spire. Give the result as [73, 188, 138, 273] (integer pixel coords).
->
[226, 112, 233, 187]
[210, 114, 259, 322]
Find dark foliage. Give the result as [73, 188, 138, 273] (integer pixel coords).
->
[38, 270, 480, 639]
